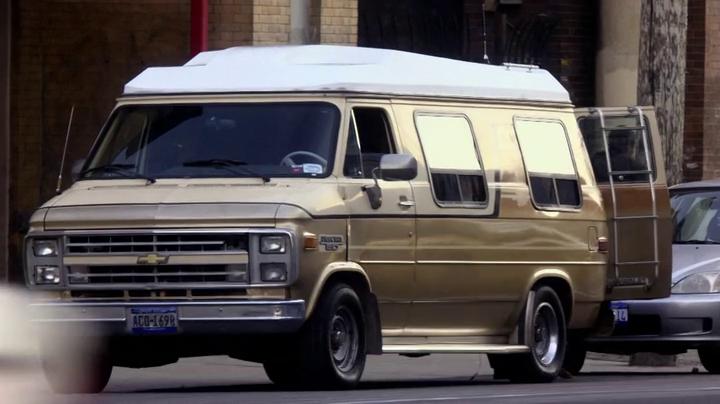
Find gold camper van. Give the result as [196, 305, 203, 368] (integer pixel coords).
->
[24, 46, 671, 392]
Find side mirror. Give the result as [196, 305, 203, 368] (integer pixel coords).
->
[362, 154, 417, 210]
[379, 154, 417, 181]
[71, 159, 86, 181]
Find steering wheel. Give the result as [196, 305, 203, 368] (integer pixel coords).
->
[279, 151, 328, 168]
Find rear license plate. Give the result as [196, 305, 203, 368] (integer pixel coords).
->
[128, 306, 178, 334]
[611, 302, 629, 325]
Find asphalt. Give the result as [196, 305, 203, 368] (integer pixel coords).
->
[14, 354, 720, 404]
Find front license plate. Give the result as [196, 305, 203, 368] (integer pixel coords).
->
[611, 302, 629, 325]
[128, 307, 178, 334]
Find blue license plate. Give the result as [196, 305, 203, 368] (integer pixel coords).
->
[128, 306, 178, 334]
[611, 302, 629, 325]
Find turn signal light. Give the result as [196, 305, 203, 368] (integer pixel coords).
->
[303, 232, 318, 250]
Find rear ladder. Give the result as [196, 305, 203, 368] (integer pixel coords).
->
[591, 106, 659, 289]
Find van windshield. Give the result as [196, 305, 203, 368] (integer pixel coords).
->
[82, 102, 340, 181]
[671, 190, 720, 244]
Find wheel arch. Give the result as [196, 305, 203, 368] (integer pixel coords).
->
[528, 270, 574, 324]
[306, 262, 382, 354]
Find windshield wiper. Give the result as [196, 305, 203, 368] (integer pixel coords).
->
[79, 164, 156, 184]
[182, 159, 270, 183]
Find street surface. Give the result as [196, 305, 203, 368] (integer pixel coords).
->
[17, 353, 720, 404]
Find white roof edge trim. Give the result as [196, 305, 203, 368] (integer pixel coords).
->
[123, 45, 571, 104]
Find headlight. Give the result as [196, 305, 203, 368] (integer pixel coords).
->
[33, 239, 58, 257]
[260, 263, 287, 282]
[260, 236, 287, 254]
[672, 272, 720, 294]
[34, 266, 61, 285]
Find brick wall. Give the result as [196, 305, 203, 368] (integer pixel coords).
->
[209, 0, 253, 49]
[211, 0, 358, 48]
[463, 0, 495, 63]
[551, 0, 597, 107]
[462, 0, 597, 107]
[703, 0, 720, 179]
[684, 0, 705, 181]
[9, 0, 191, 281]
[252, 0, 290, 45]
[317, 0, 357, 45]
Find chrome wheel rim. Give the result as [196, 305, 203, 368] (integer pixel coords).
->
[329, 306, 359, 373]
[533, 302, 560, 366]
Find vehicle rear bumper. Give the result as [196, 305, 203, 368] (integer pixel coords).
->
[586, 294, 720, 352]
[29, 299, 306, 336]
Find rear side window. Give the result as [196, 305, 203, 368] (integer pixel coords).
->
[578, 115, 656, 183]
[515, 119, 581, 209]
[415, 114, 487, 207]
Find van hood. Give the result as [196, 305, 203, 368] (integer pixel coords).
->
[38, 180, 348, 230]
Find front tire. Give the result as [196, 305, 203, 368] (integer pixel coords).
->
[264, 283, 367, 389]
[698, 347, 720, 374]
[490, 286, 567, 383]
[42, 339, 113, 394]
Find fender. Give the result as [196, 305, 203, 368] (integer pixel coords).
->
[508, 268, 575, 344]
[526, 268, 574, 297]
[305, 261, 372, 318]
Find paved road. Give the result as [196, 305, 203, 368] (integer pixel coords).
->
[14, 354, 720, 404]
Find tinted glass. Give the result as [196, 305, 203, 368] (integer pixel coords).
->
[416, 114, 487, 206]
[459, 175, 486, 203]
[343, 118, 363, 178]
[344, 108, 396, 179]
[84, 102, 340, 180]
[431, 173, 462, 202]
[556, 178, 581, 206]
[530, 176, 557, 206]
[515, 119, 580, 209]
[578, 115, 655, 182]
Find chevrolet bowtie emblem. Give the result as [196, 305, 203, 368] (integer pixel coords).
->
[137, 253, 169, 265]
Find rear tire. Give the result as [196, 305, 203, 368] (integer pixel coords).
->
[490, 286, 567, 383]
[698, 347, 720, 374]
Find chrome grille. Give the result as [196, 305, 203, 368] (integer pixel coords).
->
[67, 264, 248, 285]
[65, 234, 248, 255]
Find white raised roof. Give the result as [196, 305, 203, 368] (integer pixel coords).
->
[123, 45, 571, 104]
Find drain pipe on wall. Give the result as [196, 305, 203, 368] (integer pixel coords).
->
[290, 0, 310, 44]
[191, 0, 208, 56]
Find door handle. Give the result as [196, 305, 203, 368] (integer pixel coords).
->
[398, 200, 416, 207]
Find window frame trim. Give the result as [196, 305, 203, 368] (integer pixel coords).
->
[513, 116, 583, 212]
[413, 111, 489, 209]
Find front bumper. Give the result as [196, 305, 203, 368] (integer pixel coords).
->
[586, 294, 720, 352]
[30, 299, 305, 336]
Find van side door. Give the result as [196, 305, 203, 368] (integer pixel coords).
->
[340, 100, 416, 332]
[575, 107, 672, 300]
[400, 110, 504, 334]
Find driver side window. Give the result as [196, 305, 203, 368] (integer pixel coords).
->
[343, 107, 396, 179]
